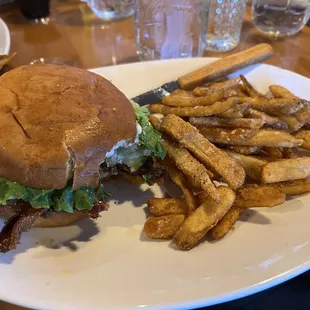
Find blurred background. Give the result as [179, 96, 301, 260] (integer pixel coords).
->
[0, 0, 308, 76]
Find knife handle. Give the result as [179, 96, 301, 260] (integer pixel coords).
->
[178, 43, 273, 90]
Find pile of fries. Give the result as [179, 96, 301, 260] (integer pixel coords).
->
[143, 69, 310, 251]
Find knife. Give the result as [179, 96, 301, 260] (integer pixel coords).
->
[131, 43, 273, 106]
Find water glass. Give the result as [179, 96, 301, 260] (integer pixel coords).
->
[206, 0, 247, 52]
[251, 0, 310, 37]
[86, 0, 134, 20]
[134, 0, 210, 61]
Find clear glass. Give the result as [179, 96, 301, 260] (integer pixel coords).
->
[251, 0, 310, 37]
[86, 0, 134, 20]
[134, 0, 210, 61]
[206, 0, 247, 52]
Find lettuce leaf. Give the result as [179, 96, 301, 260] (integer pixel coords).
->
[0, 178, 108, 213]
[131, 100, 166, 160]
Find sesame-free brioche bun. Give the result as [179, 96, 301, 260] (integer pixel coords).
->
[0, 64, 136, 190]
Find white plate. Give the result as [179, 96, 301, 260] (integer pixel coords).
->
[1, 58, 310, 310]
[0, 18, 10, 56]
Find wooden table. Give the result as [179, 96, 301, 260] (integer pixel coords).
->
[0, 1, 310, 310]
[0, 0, 309, 77]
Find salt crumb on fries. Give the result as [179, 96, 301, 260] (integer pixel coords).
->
[143, 46, 310, 251]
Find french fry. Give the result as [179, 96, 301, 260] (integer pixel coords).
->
[200, 128, 303, 148]
[193, 78, 240, 97]
[173, 186, 236, 250]
[218, 102, 251, 119]
[234, 185, 286, 208]
[262, 158, 310, 183]
[277, 114, 303, 132]
[148, 198, 187, 216]
[149, 115, 162, 131]
[225, 150, 267, 181]
[227, 145, 261, 155]
[268, 179, 310, 195]
[189, 116, 265, 129]
[282, 147, 295, 159]
[170, 89, 194, 97]
[240, 75, 265, 98]
[163, 139, 219, 201]
[195, 126, 259, 142]
[293, 130, 310, 150]
[246, 109, 288, 130]
[150, 97, 238, 117]
[162, 90, 224, 107]
[295, 109, 310, 124]
[163, 158, 202, 214]
[224, 89, 239, 98]
[261, 147, 283, 158]
[269, 85, 297, 99]
[240, 97, 308, 115]
[143, 214, 185, 239]
[208, 207, 243, 240]
[161, 115, 246, 190]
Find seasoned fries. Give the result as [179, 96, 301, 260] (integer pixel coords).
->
[240, 97, 308, 115]
[162, 90, 224, 107]
[269, 85, 297, 99]
[144, 215, 185, 239]
[227, 145, 261, 155]
[189, 116, 265, 129]
[225, 150, 267, 181]
[209, 207, 243, 240]
[193, 78, 240, 96]
[195, 127, 259, 142]
[150, 97, 238, 117]
[173, 187, 235, 250]
[240, 75, 265, 98]
[293, 130, 310, 150]
[261, 147, 283, 158]
[200, 128, 303, 147]
[218, 102, 251, 119]
[262, 157, 310, 183]
[148, 198, 187, 216]
[163, 158, 199, 214]
[246, 109, 288, 130]
[234, 185, 286, 208]
[161, 114, 245, 190]
[268, 179, 310, 195]
[163, 139, 219, 201]
[142, 45, 310, 251]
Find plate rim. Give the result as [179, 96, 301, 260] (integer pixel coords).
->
[0, 17, 10, 55]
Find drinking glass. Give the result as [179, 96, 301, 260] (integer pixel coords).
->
[86, 0, 134, 20]
[17, 0, 50, 24]
[206, 0, 247, 52]
[134, 0, 210, 61]
[251, 0, 310, 37]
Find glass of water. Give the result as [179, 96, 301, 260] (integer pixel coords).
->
[134, 0, 210, 61]
[252, 0, 310, 37]
[86, 0, 134, 20]
[206, 0, 247, 52]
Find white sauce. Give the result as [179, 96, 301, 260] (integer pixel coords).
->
[105, 122, 142, 164]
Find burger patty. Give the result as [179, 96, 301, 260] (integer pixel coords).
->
[0, 199, 107, 253]
[100, 156, 164, 185]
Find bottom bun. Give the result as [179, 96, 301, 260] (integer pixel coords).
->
[0, 206, 88, 228]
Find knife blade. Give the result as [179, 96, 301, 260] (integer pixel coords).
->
[130, 43, 273, 106]
[131, 80, 179, 106]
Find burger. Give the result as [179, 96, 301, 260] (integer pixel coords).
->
[0, 64, 165, 253]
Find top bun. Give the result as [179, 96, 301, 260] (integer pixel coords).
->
[0, 64, 136, 190]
